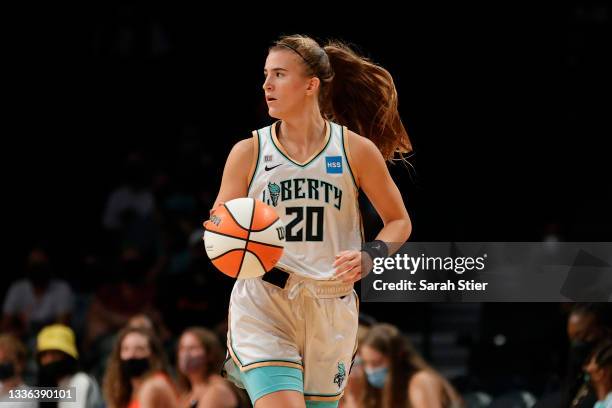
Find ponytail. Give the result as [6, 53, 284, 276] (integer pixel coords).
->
[272, 35, 412, 162]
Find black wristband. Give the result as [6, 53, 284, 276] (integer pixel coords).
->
[362, 240, 389, 260]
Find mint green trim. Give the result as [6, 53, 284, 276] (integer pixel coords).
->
[247, 130, 261, 195]
[270, 121, 332, 168]
[340, 124, 359, 189]
[241, 365, 304, 404]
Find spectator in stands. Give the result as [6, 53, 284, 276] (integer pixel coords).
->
[84, 248, 159, 350]
[2, 249, 74, 338]
[584, 339, 612, 408]
[102, 152, 162, 260]
[344, 323, 463, 408]
[176, 327, 248, 408]
[36, 324, 103, 407]
[103, 326, 177, 408]
[340, 314, 376, 408]
[0, 334, 37, 407]
[565, 303, 612, 408]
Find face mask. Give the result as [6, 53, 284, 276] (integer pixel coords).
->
[38, 359, 73, 386]
[0, 362, 15, 380]
[365, 366, 388, 389]
[120, 358, 150, 379]
[569, 340, 596, 366]
[179, 355, 205, 373]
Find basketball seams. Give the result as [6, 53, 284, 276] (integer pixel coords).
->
[205, 230, 284, 249]
[221, 203, 251, 233]
[209, 248, 247, 262]
[242, 249, 267, 274]
[249, 241, 284, 249]
[206, 197, 284, 278]
[236, 198, 257, 278]
[249, 216, 280, 232]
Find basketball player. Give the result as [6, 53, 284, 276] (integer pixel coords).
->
[207, 35, 412, 408]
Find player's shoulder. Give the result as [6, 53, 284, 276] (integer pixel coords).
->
[232, 137, 253, 150]
[345, 128, 381, 161]
[229, 134, 256, 159]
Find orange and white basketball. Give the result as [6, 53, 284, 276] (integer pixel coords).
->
[203, 198, 285, 279]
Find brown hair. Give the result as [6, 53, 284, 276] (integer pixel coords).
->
[0, 334, 27, 376]
[360, 323, 428, 408]
[102, 327, 171, 408]
[361, 324, 464, 408]
[271, 35, 412, 161]
[176, 327, 224, 393]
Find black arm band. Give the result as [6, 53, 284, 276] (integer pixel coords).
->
[362, 240, 389, 260]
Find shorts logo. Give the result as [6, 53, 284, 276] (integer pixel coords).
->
[333, 361, 346, 389]
[325, 156, 343, 174]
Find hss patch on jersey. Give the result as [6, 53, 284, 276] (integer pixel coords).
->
[325, 156, 343, 174]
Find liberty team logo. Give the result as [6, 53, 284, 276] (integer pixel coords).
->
[333, 361, 346, 389]
[267, 182, 280, 206]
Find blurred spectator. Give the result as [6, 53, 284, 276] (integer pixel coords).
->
[345, 323, 463, 408]
[127, 314, 155, 332]
[102, 153, 162, 260]
[584, 338, 612, 408]
[126, 313, 171, 343]
[36, 324, 103, 408]
[102, 153, 155, 231]
[176, 327, 249, 408]
[157, 235, 232, 334]
[564, 304, 612, 408]
[102, 326, 177, 408]
[536, 303, 612, 408]
[83, 248, 160, 350]
[340, 314, 377, 408]
[2, 249, 74, 338]
[0, 334, 38, 407]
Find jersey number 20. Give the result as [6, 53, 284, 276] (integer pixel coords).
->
[285, 206, 324, 241]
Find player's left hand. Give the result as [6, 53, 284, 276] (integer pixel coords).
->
[333, 250, 372, 283]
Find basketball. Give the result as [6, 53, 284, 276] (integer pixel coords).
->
[203, 198, 285, 279]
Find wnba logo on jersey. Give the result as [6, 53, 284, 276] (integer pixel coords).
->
[325, 156, 343, 174]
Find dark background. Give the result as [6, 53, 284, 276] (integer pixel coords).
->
[7, 1, 610, 398]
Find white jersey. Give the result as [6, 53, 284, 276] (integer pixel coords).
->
[247, 120, 363, 280]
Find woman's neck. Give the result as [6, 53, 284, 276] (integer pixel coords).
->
[279, 107, 326, 146]
[130, 377, 143, 396]
[594, 380, 611, 401]
[188, 372, 209, 387]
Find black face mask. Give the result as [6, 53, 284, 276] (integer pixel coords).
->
[37, 359, 74, 386]
[0, 362, 15, 380]
[120, 358, 150, 379]
[568, 340, 597, 380]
